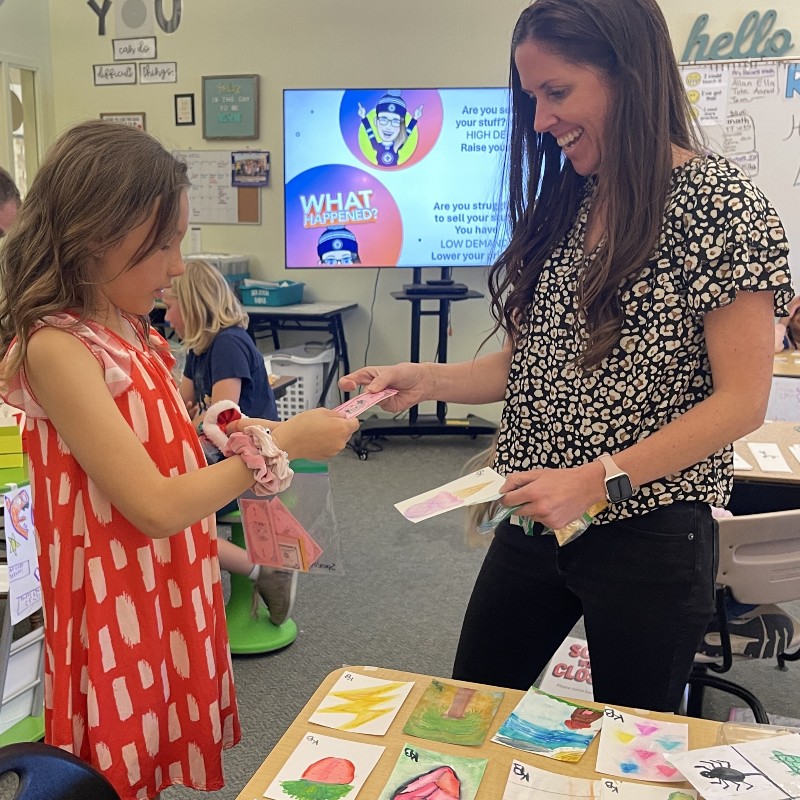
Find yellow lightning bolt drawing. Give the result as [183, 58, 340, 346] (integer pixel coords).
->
[318, 681, 408, 730]
[6, 534, 20, 555]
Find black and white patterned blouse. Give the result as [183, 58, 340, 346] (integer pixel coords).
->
[494, 154, 794, 521]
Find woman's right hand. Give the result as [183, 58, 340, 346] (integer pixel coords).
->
[269, 408, 359, 460]
[338, 362, 434, 413]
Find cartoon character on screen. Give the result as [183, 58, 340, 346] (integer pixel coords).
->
[317, 226, 361, 266]
[358, 91, 423, 167]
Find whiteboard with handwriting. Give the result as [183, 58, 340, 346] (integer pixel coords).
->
[679, 62, 800, 281]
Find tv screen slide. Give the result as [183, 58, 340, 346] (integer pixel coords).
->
[284, 88, 510, 269]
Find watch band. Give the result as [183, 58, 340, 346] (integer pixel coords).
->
[598, 454, 635, 503]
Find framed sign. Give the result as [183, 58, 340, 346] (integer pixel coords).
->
[112, 36, 156, 60]
[174, 93, 195, 126]
[99, 112, 146, 130]
[93, 63, 137, 85]
[202, 74, 259, 140]
[139, 61, 177, 84]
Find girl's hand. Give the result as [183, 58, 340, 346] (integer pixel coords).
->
[338, 362, 433, 413]
[268, 408, 359, 460]
[500, 462, 606, 531]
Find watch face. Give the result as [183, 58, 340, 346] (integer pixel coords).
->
[607, 474, 634, 503]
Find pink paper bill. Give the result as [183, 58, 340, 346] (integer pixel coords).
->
[334, 388, 399, 419]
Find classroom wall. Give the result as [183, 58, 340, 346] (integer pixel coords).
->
[8, 0, 800, 420]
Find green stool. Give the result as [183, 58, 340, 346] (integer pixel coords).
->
[217, 510, 298, 654]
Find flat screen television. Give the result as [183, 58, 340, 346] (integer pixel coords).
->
[283, 88, 510, 270]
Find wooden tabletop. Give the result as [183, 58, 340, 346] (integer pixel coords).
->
[236, 665, 724, 799]
[734, 420, 800, 484]
[773, 350, 800, 377]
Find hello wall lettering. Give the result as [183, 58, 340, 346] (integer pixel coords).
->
[681, 10, 793, 62]
[87, 0, 182, 36]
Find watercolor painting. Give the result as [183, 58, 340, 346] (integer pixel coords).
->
[502, 760, 603, 799]
[264, 732, 384, 800]
[308, 671, 414, 736]
[492, 687, 604, 762]
[595, 707, 688, 783]
[666, 733, 800, 799]
[377, 743, 488, 800]
[600, 780, 696, 799]
[394, 467, 505, 523]
[402, 679, 504, 746]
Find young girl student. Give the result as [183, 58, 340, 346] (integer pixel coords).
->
[163, 258, 295, 626]
[0, 119, 358, 800]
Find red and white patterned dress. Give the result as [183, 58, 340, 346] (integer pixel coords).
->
[1, 313, 241, 800]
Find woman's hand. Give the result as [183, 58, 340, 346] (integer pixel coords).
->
[338, 362, 434, 413]
[500, 462, 606, 531]
[266, 408, 359, 460]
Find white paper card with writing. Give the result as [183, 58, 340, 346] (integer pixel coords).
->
[600, 780, 696, 799]
[308, 671, 414, 735]
[538, 635, 594, 702]
[665, 733, 800, 800]
[747, 442, 793, 473]
[264, 732, 384, 800]
[3, 485, 42, 624]
[733, 450, 753, 471]
[502, 760, 602, 799]
[789, 445, 800, 468]
[595, 707, 688, 783]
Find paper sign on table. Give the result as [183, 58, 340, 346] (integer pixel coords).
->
[377, 743, 488, 800]
[789, 445, 800, 468]
[595, 707, 688, 783]
[3, 485, 42, 624]
[395, 467, 506, 523]
[493, 687, 603, 762]
[538, 635, 594, 703]
[308, 671, 414, 736]
[402, 679, 504, 746]
[502, 760, 603, 798]
[263, 731, 384, 800]
[747, 442, 793, 473]
[334, 389, 398, 419]
[733, 450, 753, 471]
[239, 496, 323, 571]
[666, 733, 800, 800]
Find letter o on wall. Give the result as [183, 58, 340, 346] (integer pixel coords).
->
[155, 0, 182, 33]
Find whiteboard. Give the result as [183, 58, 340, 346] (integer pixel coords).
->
[679, 62, 800, 282]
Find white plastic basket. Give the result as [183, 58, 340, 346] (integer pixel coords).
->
[265, 344, 336, 418]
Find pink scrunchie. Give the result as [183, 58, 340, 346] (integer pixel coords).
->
[224, 430, 293, 495]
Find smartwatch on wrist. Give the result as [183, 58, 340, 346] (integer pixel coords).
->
[598, 454, 634, 503]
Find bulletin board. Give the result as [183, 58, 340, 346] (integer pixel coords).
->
[679, 61, 800, 277]
[173, 149, 260, 225]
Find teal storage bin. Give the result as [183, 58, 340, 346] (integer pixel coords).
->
[240, 280, 304, 306]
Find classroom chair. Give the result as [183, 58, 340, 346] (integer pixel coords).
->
[217, 510, 298, 655]
[685, 509, 800, 724]
[0, 741, 121, 799]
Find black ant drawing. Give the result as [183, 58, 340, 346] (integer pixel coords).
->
[696, 759, 761, 791]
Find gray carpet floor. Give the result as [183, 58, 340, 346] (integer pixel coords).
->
[2, 435, 799, 799]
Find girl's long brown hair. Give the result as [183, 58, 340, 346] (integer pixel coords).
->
[0, 120, 189, 381]
[489, 0, 703, 369]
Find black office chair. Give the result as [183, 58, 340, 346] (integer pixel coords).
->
[0, 742, 120, 799]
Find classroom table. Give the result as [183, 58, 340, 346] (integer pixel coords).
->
[773, 350, 800, 378]
[236, 665, 724, 799]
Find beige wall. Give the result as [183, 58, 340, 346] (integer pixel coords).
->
[11, 1, 800, 418]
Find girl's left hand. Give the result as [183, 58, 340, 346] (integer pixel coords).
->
[499, 462, 606, 530]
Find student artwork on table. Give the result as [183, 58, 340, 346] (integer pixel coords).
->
[665, 733, 800, 799]
[395, 467, 506, 524]
[401, 679, 504, 746]
[264, 732, 384, 800]
[377, 743, 488, 800]
[595, 707, 688, 783]
[600, 780, 696, 799]
[307, 671, 414, 736]
[492, 687, 604, 762]
[502, 759, 603, 799]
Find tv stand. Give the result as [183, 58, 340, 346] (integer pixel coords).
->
[351, 268, 496, 459]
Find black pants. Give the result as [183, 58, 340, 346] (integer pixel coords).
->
[452, 501, 717, 712]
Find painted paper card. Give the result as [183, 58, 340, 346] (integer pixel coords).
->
[377, 743, 488, 800]
[264, 731, 384, 800]
[492, 687, 603, 762]
[402, 679, 504, 746]
[600, 780, 696, 799]
[3, 485, 43, 624]
[502, 760, 603, 799]
[665, 733, 800, 799]
[308, 671, 414, 735]
[595, 707, 688, 783]
[395, 467, 505, 523]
